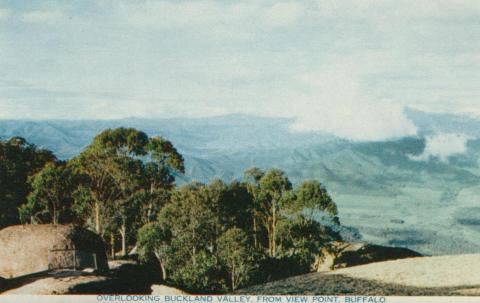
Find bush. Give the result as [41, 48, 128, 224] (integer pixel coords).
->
[171, 251, 227, 293]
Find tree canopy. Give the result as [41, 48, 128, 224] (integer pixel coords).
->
[1, 131, 342, 293]
[0, 137, 56, 228]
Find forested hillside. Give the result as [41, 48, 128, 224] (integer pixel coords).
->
[0, 128, 343, 292]
[2, 109, 480, 255]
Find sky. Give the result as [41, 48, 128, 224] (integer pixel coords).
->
[0, 0, 479, 141]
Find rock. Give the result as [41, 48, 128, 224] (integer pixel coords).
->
[0, 224, 109, 279]
[151, 284, 188, 295]
[315, 241, 422, 271]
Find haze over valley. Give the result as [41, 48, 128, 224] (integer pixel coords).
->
[2, 108, 480, 256]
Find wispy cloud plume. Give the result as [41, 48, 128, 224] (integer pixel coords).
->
[410, 133, 470, 162]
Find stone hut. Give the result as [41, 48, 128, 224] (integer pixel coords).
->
[0, 224, 109, 279]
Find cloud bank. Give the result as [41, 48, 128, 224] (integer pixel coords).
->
[410, 134, 470, 162]
[0, 1, 478, 142]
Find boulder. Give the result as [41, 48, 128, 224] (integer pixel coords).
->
[315, 242, 422, 271]
[0, 224, 109, 279]
[151, 284, 188, 295]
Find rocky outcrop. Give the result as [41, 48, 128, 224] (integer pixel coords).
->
[151, 285, 188, 295]
[315, 242, 422, 271]
[0, 224, 109, 279]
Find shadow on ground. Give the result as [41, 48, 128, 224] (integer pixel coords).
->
[0, 260, 160, 295]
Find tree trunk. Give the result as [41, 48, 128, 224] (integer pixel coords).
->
[192, 228, 196, 265]
[231, 265, 236, 291]
[53, 204, 57, 225]
[253, 216, 258, 249]
[147, 184, 154, 222]
[120, 222, 127, 257]
[95, 202, 101, 234]
[160, 262, 167, 281]
[110, 233, 115, 260]
[154, 252, 167, 281]
[271, 201, 277, 257]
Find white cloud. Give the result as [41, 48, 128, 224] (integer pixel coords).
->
[125, 1, 218, 28]
[277, 54, 418, 141]
[315, 0, 480, 19]
[410, 133, 470, 162]
[285, 91, 418, 141]
[21, 10, 65, 24]
[289, 100, 417, 141]
[122, 1, 260, 29]
[122, 1, 305, 30]
[0, 8, 11, 21]
[0, 0, 478, 143]
[262, 2, 303, 27]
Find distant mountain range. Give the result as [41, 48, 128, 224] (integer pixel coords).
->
[2, 109, 480, 255]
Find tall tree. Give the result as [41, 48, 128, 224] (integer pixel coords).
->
[244, 167, 265, 249]
[217, 228, 255, 290]
[258, 169, 292, 257]
[137, 222, 172, 280]
[19, 162, 77, 224]
[70, 128, 183, 256]
[292, 180, 339, 224]
[0, 137, 56, 227]
[158, 183, 216, 265]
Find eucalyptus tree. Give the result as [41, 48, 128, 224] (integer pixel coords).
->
[244, 167, 265, 249]
[0, 137, 56, 227]
[137, 222, 172, 281]
[70, 128, 184, 256]
[217, 227, 255, 290]
[19, 162, 77, 224]
[158, 182, 216, 265]
[292, 180, 339, 223]
[69, 128, 148, 235]
[258, 168, 292, 257]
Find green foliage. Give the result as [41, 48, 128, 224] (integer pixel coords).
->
[171, 251, 227, 293]
[19, 163, 78, 224]
[244, 167, 264, 184]
[137, 222, 172, 280]
[138, 223, 171, 258]
[277, 216, 341, 268]
[147, 136, 185, 175]
[293, 180, 339, 223]
[70, 127, 184, 256]
[0, 137, 56, 227]
[217, 228, 255, 290]
[2, 130, 343, 294]
[257, 168, 292, 257]
[139, 168, 341, 292]
[71, 186, 95, 225]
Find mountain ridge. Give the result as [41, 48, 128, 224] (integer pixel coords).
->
[2, 109, 480, 255]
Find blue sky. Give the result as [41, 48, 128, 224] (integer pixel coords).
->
[0, 0, 479, 140]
